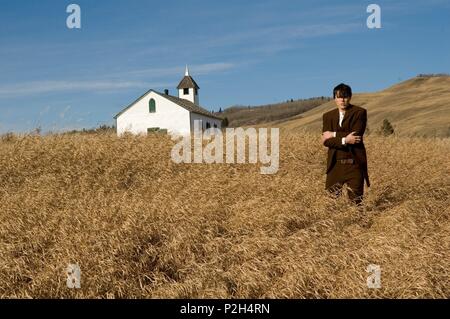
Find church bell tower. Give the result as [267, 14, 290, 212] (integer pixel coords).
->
[177, 65, 200, 105]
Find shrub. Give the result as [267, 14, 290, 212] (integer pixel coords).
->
[222, 117, 229, 128]
[381, 119, 394, 136]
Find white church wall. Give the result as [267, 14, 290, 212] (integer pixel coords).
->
[116, 92, 191, 136]
[190, 113, 222, 132]
[178, 88, 199, 105]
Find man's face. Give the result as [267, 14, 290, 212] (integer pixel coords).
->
[334, 94, 351, 110]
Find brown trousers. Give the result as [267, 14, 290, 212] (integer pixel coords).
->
[326, 162, 364, 205]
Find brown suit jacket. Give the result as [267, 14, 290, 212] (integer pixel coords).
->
[322, 104, 370, 187]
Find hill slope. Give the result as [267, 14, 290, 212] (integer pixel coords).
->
[269, 76, 450, 137]
[221, 97, 330, 127]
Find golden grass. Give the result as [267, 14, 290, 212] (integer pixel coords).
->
[0, 132, 449, 298]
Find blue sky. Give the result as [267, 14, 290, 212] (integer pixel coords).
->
[0, 0, 449, 133]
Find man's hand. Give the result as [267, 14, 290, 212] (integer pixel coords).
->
[322, 131, 334, 143]
[345, 132, 362, 144]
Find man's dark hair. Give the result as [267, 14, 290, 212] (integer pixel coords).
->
[333, 83, 352, 99]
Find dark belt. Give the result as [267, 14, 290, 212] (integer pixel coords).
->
[337, 159, 355, 164]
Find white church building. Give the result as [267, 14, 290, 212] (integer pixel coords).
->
[114, 67, 223, 136]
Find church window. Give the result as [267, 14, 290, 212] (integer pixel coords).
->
[149, 99, 156, 113]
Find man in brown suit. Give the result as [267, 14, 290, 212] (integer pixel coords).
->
[322, 83, 370, 205]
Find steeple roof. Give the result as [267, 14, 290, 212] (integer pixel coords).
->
[177, 65, 200, 89]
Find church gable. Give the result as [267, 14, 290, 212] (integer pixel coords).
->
[118, 91, 191, 119]
[114, 89, 155, 119]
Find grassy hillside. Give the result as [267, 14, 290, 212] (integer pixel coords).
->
[0, 132, 448, 298]
[273, 76, 450, 138]
[221, 97, 331, 127]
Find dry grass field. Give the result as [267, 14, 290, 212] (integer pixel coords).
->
[0, 131, 448, 298]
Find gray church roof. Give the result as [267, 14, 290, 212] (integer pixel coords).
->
[177, 75, 200, 90]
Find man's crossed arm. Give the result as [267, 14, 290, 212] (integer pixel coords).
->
[322, 109, 367, 149]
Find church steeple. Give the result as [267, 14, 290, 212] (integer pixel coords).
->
[177, 65, 200, 105]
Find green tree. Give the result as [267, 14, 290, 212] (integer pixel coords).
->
[222, 117, 229, 128]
